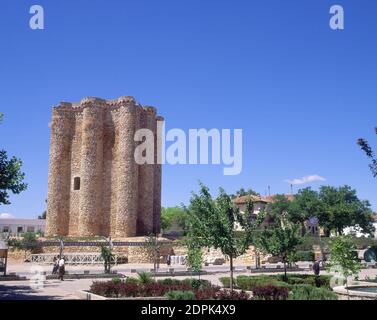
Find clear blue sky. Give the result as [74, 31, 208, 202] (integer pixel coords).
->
[0, 0, 376, 218]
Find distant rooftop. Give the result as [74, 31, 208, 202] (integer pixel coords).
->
[233, 194, 295, 205]
[0, 218, 46, 225]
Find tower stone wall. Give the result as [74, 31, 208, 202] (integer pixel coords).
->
[46, 96, 163, 238]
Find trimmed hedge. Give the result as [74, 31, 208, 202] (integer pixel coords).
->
[219, 274, 331, 290]
[295, 251, 315, 262]
[288, 284, 337, 300]
[166, 290, 196, 300]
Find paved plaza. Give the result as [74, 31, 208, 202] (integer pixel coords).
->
[1, 261, 377, 300]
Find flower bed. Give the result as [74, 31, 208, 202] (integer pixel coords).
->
[89, 277, 250, 300]
[218, 274, 336, 300]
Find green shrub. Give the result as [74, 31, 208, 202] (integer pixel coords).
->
[112, 276, 121, 285]
[219, 277, 231, 288]
[125, 277, 139, 285]
[295, 251, 315, 262]
[276, 274, 331, 288]
[188, 279, 211, 289]
[157, 278, 182, 286]
[166, 290, 196, 300]
[288, 284, 337, 300]
[236, 275, 280, 290]
[137, 272, 154, 285]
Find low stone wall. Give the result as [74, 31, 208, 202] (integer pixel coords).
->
[8, 239, 267, 265]
[333, 284, 377, 300]
[171, 245, 266, 265]
[9, 237, 174, 264]
[8, 247, 43, 262]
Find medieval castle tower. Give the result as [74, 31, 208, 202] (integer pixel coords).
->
[45, 96, 163, 238]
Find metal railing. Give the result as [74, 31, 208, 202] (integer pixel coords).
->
[31, 253, 119, 265]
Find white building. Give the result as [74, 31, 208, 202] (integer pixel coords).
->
[0, 218, 46, 236]
[343, 214, 377, 238]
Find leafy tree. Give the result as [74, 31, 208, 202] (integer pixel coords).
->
[254, 219, 302, 281]
[100, 245, 113, 274]
[38, 211, 46, 220]
[231, 187, 260, 199]
[186, 245, 203, 278]
[289, 188, 322, 236]
[19, 232, 38, 260]
[266, 194, 292, 223]
[357, 128, 377, 177]
[0, 113, 27, 205]
[185, 183, 256, 290]
[145, 233, 160, 277]
[38, 199, 47, 219]
[161, 206, 188, 233]
[327, 236, 361, 293]
[318, 186, 374, 236]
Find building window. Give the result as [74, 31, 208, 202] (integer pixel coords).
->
[2, 226, 9, 233]
[73, 177, 81, 190]
[17, 226, 23, 233]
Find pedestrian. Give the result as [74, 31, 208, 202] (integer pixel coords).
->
[58, 256, 65, 281]
[313, 258, 321, 287]
[52, 256, 59, 274]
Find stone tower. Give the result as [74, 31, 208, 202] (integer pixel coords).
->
[45, 96, 163, 238]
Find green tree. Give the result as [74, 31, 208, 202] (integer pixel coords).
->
[357, 127, 377, 177]
[185, 183, 256, 290]
[38, 211, 46, 219]
[19, 232, 38, 260]
[100, 245, 113, 274]
[160, 207, 188, 232]
[186, 245, 203, 278]
[0, 113, 27, 205]
[327, 236, 361, 293]
[254, 218, 302, 281]
[289, 188, 322, 236]
[145, 233, 160, 277]
[231, 187, 260, 199]
[38, 199, 47, 219]
[266, 194, 292, 223]
[318, 186, 374, 236]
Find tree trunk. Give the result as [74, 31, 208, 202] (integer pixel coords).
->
[283, 260, 287, 281]
[301, 221, 306, 236]
[229, 254, 234, 291]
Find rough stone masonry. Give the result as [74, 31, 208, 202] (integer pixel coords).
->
[45, 96, 163, 238]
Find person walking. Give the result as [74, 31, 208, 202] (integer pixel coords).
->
[52, 256, 59, 274]
[58, 256, 65, 281]
[313, 259, 321, 287]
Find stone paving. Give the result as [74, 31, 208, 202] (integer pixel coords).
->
[1, 262, 377, 300]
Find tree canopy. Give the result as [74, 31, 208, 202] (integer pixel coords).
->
[185, 182, 256, 289]
[0, 113, 27, 205]
[161, 206, 188, 232]
[357, 127, 377, 177]
[254, 218, 301, 280]
[265, 186, 374, 237]
[230, 187, 260, 199]
[317, 185, 374, 236]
